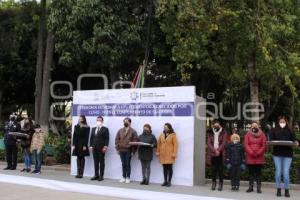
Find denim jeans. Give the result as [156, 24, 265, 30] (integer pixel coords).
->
[23, 149, 31, 169]
[33, 150, 42, 171]
[273, 156, 292, 189]
[120, 151, 131, 178]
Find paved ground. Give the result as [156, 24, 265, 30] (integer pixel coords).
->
[0, 182, 126, 200]
[0, 163, 299, 200]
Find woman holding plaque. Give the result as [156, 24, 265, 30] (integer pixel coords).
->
[156, 123, 178, 187]
[72, 115, 90, 178]
[138, 124, 157, 185]
[269, 116, 299, 197]
[244, 122, 266, 194]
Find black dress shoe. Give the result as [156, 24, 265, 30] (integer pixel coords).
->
[166, 182, 171, 187]
[90, 176, 99, 181]
[10, 167, 16, 170]
[98, 177, 104, 181]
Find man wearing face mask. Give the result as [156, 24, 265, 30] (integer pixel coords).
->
[3, 115, 21, 170]
[244, 122, 266, 194]
[207, 120, 227, 191]
[115, 117, 138, 184]
[89, 116, 110, 181]
[269, 116, 299, 198]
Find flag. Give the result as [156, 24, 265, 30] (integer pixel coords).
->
[131, 64, 145, 88]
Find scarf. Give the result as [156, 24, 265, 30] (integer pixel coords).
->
[213, 128, 222, 149]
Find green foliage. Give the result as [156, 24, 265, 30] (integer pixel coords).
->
[45, 131, 70, 164]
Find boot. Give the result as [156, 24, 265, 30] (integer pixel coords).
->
[211, 181, 216, 191]
[218, 181, 223, 191]
[246, 177, 254, 193]
[144, 178, 149, 185]
[256, 176, 262, 193]
[285, 189, 290, 198]
[276, 188, 281, 197]
[140, 178, 146, 185]
[80, 158, 85, 178]
[75, 158, 81, 178]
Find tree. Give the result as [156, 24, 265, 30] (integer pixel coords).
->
[156, 0, 300, 123]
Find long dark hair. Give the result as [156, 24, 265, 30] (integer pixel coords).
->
[273, 116, 292, 134]
[79, 115, 87, 125]
[164, 123, 174, 133]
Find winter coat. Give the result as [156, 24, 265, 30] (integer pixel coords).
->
[156, 132, 178, 164]
[30, 132, 45, 153]
[138, 132, 157, 161]
[244, 130, 266, 165]
[20, 127, 34, 149]
[226, 143, 245, 166]
[206, 128, 227, 165]
[72, 124, 90, 157]
[115, 127, 138, 153]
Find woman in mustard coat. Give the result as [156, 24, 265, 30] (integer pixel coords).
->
[156, 123, 178, 187]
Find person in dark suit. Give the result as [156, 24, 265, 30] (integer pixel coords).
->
[72, 115, 90, 178]
[3, 115, 21, 170]
[89, 116, 110, 181]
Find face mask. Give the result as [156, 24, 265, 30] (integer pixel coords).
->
[233, 140, 239, 144]
[124, 123, 129, 127]
[252, 128, 259, 133]
[279, 123, 286, 128]
[213, 127, 220, 132]
[96, 121, 102, 126]
[143, 129, 150, 134]
[164, 129, 169, 133]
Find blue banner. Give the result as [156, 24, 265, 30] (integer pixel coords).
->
[72, 102, 194, 117]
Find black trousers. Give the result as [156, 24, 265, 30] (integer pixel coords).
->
[247, 164, 262, 186]
[141, 160, 151, 180]
[163, 164, 173, 183]
[93, 149, 105, 177]
[211, 155, 224, 183]
[230, 164, 241, 187]
[6, 145, 18, 168]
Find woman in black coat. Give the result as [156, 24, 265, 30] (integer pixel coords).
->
[72, 115, 90, 178]
[138, 124, 157, 185]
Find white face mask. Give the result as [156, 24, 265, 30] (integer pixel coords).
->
[233, 140, 239, 144]
[96, 121, 103, 127]
[279, 123, 286, 128]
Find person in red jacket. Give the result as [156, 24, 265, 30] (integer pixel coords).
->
[244, 122, 266, 194]
[207, 120, 227, 191]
